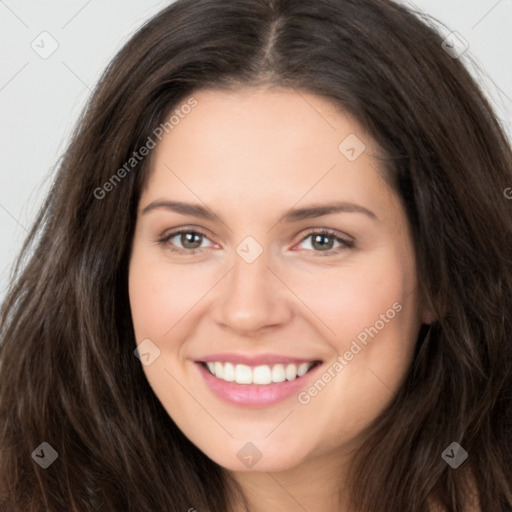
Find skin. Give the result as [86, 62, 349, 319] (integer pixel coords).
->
[128, 86, 433, 512]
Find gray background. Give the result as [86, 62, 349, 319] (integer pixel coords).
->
[1, 0, 511, 302]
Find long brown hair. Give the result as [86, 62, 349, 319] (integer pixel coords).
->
[1, 1, 511, 510]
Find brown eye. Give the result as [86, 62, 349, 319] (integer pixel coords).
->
[295, 230, 354, 255]
[179, 232, 204, 249]
[311, 233, 335, 251]
[158, 229, 213, 254]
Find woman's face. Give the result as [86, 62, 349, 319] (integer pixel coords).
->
[129, 86, 430, 473]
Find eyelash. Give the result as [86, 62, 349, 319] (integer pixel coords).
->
[156, 227, 355, 256]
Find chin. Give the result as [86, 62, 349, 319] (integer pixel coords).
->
[203, 438, 310, 473]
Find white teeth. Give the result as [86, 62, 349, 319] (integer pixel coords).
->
[235, 364, 252, 384]
[253, 365, 272, 385]
[214, 362, 224, 379]
[271, 364, 286, 383]
[204, 361, 316, 385]
[223, 362, 235, 381]
[285, 363, 298, 381]
[297, 362, 310, 377]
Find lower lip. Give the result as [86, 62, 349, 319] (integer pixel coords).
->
[196, 362, 321, 407]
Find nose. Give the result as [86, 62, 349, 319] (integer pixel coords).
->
[209, 250, 293, 337]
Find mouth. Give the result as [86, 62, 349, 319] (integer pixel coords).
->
[195, 357, 324, 407]
[199, 360, 322, 385]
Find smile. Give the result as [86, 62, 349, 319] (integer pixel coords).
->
[195, 357, 323, 407]
[203, 361, 318, 385]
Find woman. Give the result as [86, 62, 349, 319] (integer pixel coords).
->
[1, 0, 511, 510]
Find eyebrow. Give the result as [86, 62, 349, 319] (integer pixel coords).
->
[141, 200, 378, 223]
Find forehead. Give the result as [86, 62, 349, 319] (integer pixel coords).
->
[155, 86, 369, 168]
[144, 86, 397, 220]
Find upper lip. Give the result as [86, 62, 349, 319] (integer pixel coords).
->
[196, 353, 322, 366]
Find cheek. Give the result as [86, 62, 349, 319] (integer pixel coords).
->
[128, 248, 218, 341]
[128, 249, 209, 422]
[295, 252, 419, 429]
[286, 248, 419, 409]
[282, 251, 412, 346]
